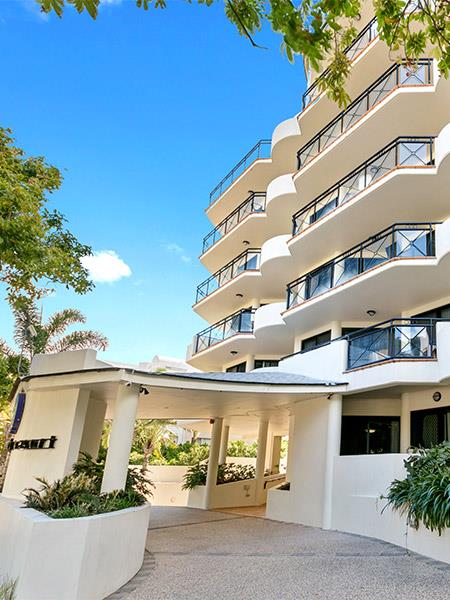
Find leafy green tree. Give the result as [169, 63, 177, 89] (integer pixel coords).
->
[0, 299, 108, 363]
[0, 127, 92, 306]
[227, 439, 258, 457]
[131, 419, 175, 472]
[37, 1, 449, 107]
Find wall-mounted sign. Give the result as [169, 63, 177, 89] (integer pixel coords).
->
[10, 392, 26, 434]
[8, 436, 57, 451]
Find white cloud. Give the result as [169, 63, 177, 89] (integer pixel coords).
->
[81, 250, 132, 283]
[164, 243, 191, 264]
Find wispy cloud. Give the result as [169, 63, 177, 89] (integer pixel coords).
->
[164, 243, 192, 264]
[81, 250, 132, 283]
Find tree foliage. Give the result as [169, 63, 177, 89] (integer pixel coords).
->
[0, 299, 108, 364]
[0, 127, 92, 306]
[384, 443, 450, 535]
[37, 1, 450, 107]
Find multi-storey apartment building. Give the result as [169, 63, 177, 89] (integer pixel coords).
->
[185, 5, 450, 557]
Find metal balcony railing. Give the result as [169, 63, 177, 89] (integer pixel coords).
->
[287, 223, 437, 309]
[302, 17, 379, 109]
[292, 136, 435, 236]
[202, 192, 266, 254]
[298, 59, 433, 169]
[194, 308, 255, 354]
[347, 318, 447, 369]
[196, 249, 261, 303]
[209, 140, 271, 206]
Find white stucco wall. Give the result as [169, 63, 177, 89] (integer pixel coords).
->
[0, 497, 151, 600]
[331, 455, 450, 564]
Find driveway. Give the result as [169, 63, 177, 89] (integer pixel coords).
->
[111, 506, 450, 600]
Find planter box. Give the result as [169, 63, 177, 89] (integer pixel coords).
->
[0, 496, 151, 599]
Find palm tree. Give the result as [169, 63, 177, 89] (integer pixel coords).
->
[132, 420, 175, 473]
[0, 299, 108, 364]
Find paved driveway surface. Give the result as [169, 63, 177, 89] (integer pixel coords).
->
[116, 507, 450, 600]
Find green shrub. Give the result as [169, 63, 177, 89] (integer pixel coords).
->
[384, 442, 450, 534]
[227, 440, 258, 458]
[23, 453, 153, 519]
[157, 441, 209, 466]
[182, 462, 256, 490]
[0, 578, 16, 600]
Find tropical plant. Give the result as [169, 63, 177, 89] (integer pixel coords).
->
[383, 442, 450, 534]
[182, 462, 256, 489]
[131, 419, 175, 472]
[0, 127, 92, 306]
[227, 440, 258, 457]
[37, 1, 450, 107]
[0, 299, 108, 364]
[0, 577, 16, 600]
[23, 453, 154, 519]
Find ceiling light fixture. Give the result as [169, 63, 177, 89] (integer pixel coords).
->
[236, 293, 243, 298]
[230, 350, 238, 355]
[367, 309, 377, 317]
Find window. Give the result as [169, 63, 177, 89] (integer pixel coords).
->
[301, 330, 331, 352]
[413, 303, 450, 319]
[254, 359, 279, 369]
[340, 416, 400, 455]
[411, 407, 450, 448]
[226, 361, 246, 373]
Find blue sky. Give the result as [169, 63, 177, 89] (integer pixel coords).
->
[0, 0, 306, 364]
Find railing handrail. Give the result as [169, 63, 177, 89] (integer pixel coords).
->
[298, 59, 433, 166]
[202, 191, 266, 254]
[208, 140, 271, 205]
[302, 16, 378, 109]
[292, 136, 436, 232]
[195, 307, 256, 339]
[196, 248, 261, 303]
[287, 222, 438, 295]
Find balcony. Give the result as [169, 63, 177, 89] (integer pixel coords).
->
[194, 308, 255, 355]
[347, 318, 442, 369]
[302, 17, 379, 110]
[196, 249, 261, 304]
[208, 140, 271, 207]
[202, 192, 266, 254]
[298, 60, 433, 169]
[292, 137, 435, 237]
[287, 223, 436, 309]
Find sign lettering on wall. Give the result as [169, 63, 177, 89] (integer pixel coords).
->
[7, 436, 57, 451]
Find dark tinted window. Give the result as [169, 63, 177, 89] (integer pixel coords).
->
[411, 407, 450, 448]
[341, 416, 400, 455]
[301, 330, 331, 351]
[254, 359, 279, 369]
[226, 361, 246, 373]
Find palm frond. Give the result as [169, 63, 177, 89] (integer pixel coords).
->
[45, 308, 86, 341]
[0, 339, 15, 357]
[48, 330, 108, 353]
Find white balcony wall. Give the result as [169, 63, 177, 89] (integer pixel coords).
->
[279, 340, 348, 383]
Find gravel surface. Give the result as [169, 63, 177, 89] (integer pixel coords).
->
[123, 507, 450, 600]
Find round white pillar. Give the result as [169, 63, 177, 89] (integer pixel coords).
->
[219, 424, 230, 464]
[204, 417, 223, 509]
[255, 420, 269, 504]
[101, 384, 140, 493]
[322, 394, 342, 529]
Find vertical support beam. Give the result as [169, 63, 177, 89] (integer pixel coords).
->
[322, 394, 342, 529]
[204, 417, 223, 509]
[400, 392, 410, 453]
[79, 398, 107, 459]
[219, 424, 230, 464]
[270, 435, 282, 474]
[101, 384, 140, 493]
[255, 420, 269, 504]
[285, 414, 295, 482]
[330, 321, 342, 339]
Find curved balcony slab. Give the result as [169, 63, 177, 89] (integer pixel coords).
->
[283, 219, 450, 338]
[260, 234, 294, 285]
[288, 129, 450, 276]
[189, 302, 294, 371]
[271, 117, 301, 173]
[292, 71, 449, 205]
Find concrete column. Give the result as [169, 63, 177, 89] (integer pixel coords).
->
[270, 435, 282, 474]
[219, 424, 230, 464]
[79, 398, 107, 459]
[246, 355, 255, 371]
[255, 420, 269, 504]
[400, 392, 411, 452]
[330, 321, 342, 339]
[204, 417, 223, 509]
[101, 384, 140, 493]
[322, 394, 343, 529]
[285, 414, 295, 482]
